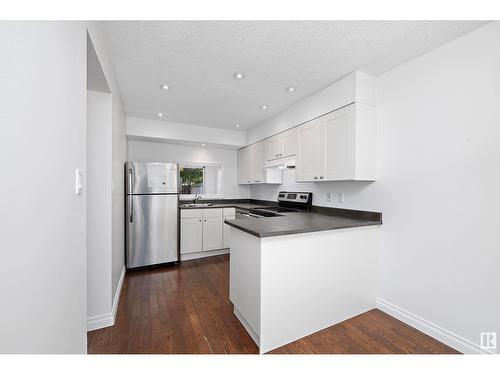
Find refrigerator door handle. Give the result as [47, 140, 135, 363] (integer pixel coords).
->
[129, 196, 133, 222]
[128, 167, 134, 194]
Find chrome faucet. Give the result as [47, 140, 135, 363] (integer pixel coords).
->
[194, 194, 202, 203]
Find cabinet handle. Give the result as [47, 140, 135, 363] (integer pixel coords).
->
[199, 219, 202, 222]
[320, 176, 324, 179]
[313, 176, 318, 180]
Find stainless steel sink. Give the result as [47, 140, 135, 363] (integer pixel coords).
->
[181, 203, 213, 208]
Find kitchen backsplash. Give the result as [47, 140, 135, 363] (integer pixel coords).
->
[250, 167, 381, 212]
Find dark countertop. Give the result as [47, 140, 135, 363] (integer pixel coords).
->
[180, 202, 273, 210]
[179, 198, 382, 238]
[179, 199, 275, 211]
[224, 211, 381, 238]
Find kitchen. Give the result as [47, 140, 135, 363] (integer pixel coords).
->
[88, 21, 497, 354]
[119, 69, 385, 353]
[1, 13, 500, 371]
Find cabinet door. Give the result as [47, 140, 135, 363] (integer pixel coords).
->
[180, 218, 203, 254]
[321, 105, 355, 180]
[282, 129, 297, 157]
[268, 136, 283, 160]
[250, 143, 265, 184]
[223, 215, 235, 248]
[202, 216, 223, 251]
[238, 147, 252, 184]
[260, 140, 268, 169]
[296, 120, 322, 181]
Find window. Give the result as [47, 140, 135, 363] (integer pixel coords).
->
[179, 162, 223, 197]
[180, 167, 204, 195]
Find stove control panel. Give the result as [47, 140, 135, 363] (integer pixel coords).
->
[277, 191, 311, 203]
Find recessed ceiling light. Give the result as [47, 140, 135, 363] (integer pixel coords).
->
[160, 84, 169, 90]
[286, 86, 297, 93]
[156, 112, 164, 117]
[235, 124, 240, 128]
[260, 105, 268, 110]
[201, 143, 206, 147]
[233, 72, 245, 80]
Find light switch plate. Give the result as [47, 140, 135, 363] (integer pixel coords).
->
[75, 169, 83, 195]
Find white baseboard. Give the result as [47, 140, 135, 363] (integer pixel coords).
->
[376, 297, 492, 354]
[87, 313, 114, 331]
[234, 307, 260, 349]
[87, 266, 126, 332]
[181, 248, 229, 261]
[111, 266, 126, 320]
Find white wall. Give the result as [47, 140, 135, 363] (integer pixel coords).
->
[0, 22, 87, 353]
[86, 90, 113, 321]
[128, 139, 251, 199]
[0, 22, 127, 353]
[251, 22, 500, 353]
[86, 23, 128, 309]
[127, 116, 247, 148]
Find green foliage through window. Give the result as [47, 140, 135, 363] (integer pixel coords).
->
[180, 167, 204, 194]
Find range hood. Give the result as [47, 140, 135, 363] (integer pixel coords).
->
[264, 155, 296, 169]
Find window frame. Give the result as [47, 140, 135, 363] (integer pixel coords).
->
[177, 160, 224, 199]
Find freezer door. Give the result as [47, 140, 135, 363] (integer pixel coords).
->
[126, 162, 179, 194]
[126, 194, 178, 268]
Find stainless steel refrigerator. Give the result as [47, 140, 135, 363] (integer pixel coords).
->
[125, 162, 179, 269]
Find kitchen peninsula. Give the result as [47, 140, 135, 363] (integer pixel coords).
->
[225, 204, 382, 353]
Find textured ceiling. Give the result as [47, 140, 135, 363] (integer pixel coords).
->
[102, 21, 486, 130]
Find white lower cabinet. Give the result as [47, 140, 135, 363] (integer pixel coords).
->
[202, 216, 223, 251]
[223, 214, 235, 248]
[180, 217, 203, 254]
[181, 207, 234, 259]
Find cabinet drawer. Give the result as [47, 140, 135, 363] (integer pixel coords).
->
[223, 207, 236, 216]
[180, 208, 203, 219]
[203, 208, 223, 218]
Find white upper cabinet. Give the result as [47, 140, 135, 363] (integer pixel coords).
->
[296, 103, 376, 181]
[240, 72, 376, 183]
[238, 146, 252, 184]
[250, 143, 265, 183]
[321, 105, 355, 180]
[282, 129, 298, 158]
[296, 119, 322, 181]
[268, 136, 283, 160]
[265, 129, 298, 161]
[238, 141, 282, 185]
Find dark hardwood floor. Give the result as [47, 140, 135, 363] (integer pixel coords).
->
[87, 254, 459, 354]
